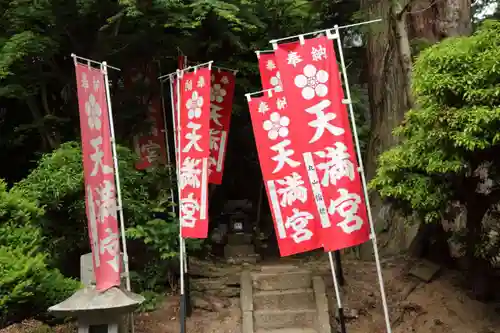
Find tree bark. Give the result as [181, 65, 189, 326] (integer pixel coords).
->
[26, 97, 59, 151]
[360, 0, 472, 257]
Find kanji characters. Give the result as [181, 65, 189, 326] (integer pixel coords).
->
[328, 188, 364, 234]
[270, 139, 300, 173]
[210, 103, 223, 126]
[183, 122, 203, 152]
[140, 140, 161, 163]
[180, 193, 200, 228]
[315, 143, 355, 186]
[95, 180, 118, 222]
[90, 136, 113, 176]
[311, 45, 327, 61]
[276, 172, 307, 207]
[179, 157, 202, 189]
[285, 208, 314, 243]
[287, 51, 303, 67]
[100, 227, 120, 272]
[306, 100, 345, 143]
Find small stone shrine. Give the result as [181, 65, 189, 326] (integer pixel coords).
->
[48, 253, 144, 333]
[223, 200, 260, 264]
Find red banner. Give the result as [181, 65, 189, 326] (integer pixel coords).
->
[247, 90, 322, 256]
[178, 68, 211, 238]
[75, 63, 121, 291]
[127, 64, 167, 170]
[274, 36, 370, 251]
[257, 52, 283, 91]
[208, 70, 235, 184]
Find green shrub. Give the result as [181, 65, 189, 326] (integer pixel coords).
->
[12, 141, 203, 289]
[0, 179, 80, 328]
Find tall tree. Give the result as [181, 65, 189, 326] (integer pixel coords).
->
[359, 0, 472, 256]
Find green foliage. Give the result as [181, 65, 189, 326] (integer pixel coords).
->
[370, 20, 500, 223]
[0, 179, 80, 328]
[12, 141, 190, 273]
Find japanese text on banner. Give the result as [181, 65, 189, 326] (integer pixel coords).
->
[179, 68, 211, 238]
[257, 53, 283, 91]
[208, 70, 235, 184]
[247, 90, 321, 256]
[75, 63, 121, 291]
[274, 36, 370, 251]
[125, 64, 167, 169]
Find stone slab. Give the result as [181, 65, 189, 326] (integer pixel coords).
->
[253, 288, 315, 311]
[312, 276, 331, 333]
[224, 244, 256, 258]
[255, 329, 317, 333]
[409, 259, 441, 282]
[240, 270, 253, 312]
[253, 270, 312, 291]
[242, 311, 254, 333]
[254, 309, 316, 330]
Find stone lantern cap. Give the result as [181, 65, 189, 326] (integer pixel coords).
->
[48, 286, 145, 318]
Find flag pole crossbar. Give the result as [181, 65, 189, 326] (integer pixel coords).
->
[158, 61, 214, 81]
[268, 18, 382, 46]
[71, 54, 121, 72]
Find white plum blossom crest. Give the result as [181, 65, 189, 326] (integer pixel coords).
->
[294, 64, 329, 100]
[211, 84, 227, 103]
[263, 112, 290, 140]
[270, 72, 283, 92]
[85, 94, 102, 130]
[186, 91, 204, 119]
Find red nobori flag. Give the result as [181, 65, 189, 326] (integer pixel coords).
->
[274, 36, 370, 251]
[208, 70, 235, 184]
[75, 62, 121, 291]
[257, 52, 283, 91]
[247, 89, 322, 256]
[178, 68, 211, 238]
[126, 64, 167, 170]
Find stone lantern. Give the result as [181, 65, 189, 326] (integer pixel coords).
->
[48, 253, 144, 333]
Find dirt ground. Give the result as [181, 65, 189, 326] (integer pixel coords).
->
[2, 256, 500, 333]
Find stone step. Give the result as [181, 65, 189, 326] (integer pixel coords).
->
[255, 329, 317, 333]
[260, 264, 299, 273]
[253, 288, 315, 311]
[252, 270, 312, 291]
[224, 244, 256, 257]
[227, 254, 259, 264]
[254, 309, 317, 330]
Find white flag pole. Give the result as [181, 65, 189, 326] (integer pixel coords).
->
[329, 25, 392, 333]
[101, 61, 134, 333]
[175, 70, 187, 333]
[167, 73, 188, 276]
[161, 74, 178, 218]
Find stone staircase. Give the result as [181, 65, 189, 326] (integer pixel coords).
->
[241, 265, 331, 333]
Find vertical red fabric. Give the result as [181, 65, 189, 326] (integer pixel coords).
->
[178, 68, 211, 238]
[208, 70, 235, 184]
[274, 36, 370, 251]
[75, 63, 121, 291]
[247, 90, 322, 256]
[257, 52, 283, 91]
[126, 63, 167, 170]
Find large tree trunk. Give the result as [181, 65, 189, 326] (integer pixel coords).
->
[360, 0, 472, 257]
